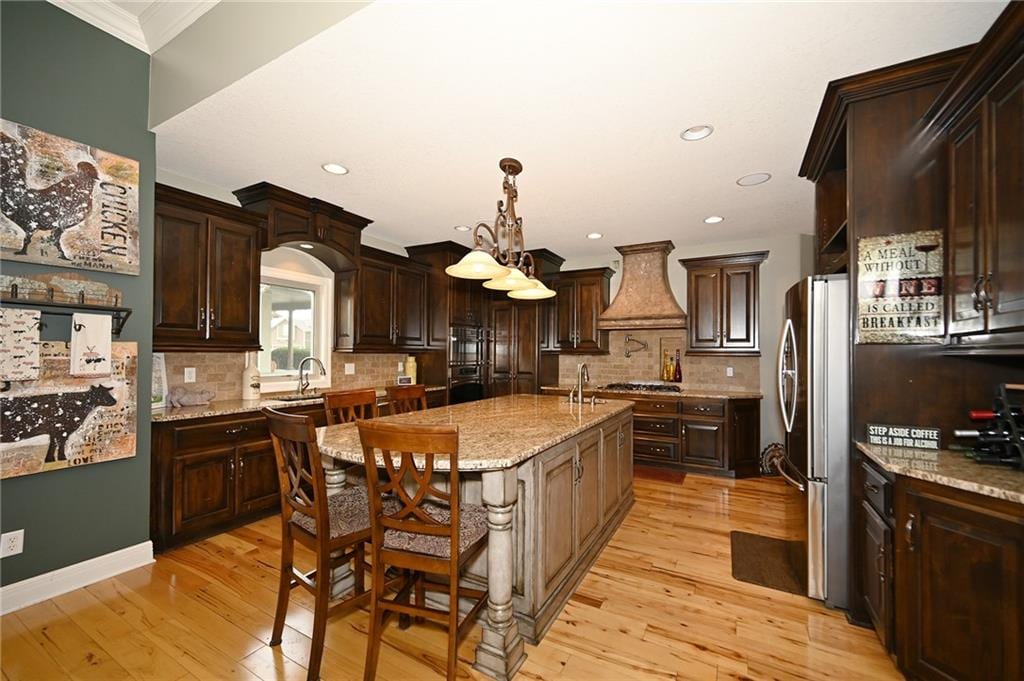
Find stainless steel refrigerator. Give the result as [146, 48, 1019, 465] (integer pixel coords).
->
[776, 275, 850, 609]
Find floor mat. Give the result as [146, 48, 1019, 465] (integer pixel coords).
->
[729, 531, 806, 595]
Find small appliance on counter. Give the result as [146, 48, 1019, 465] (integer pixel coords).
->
[954, 383, 1023, 470]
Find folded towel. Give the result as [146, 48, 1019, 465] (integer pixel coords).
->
[70, 313, 112, 377]
[0, 308, 41, 381]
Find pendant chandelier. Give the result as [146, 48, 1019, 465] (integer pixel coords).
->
[445, 158, 555, 300]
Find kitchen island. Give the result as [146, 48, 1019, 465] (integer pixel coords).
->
[318, 394, 635, 681]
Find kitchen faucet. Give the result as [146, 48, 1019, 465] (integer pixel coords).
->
[568, 362, 590, 404]
[297, 356, 326, 395]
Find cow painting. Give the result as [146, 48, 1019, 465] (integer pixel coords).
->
[0, 384, 117, 462]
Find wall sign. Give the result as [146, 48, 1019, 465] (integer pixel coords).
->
[867, 423, 940, 450]
[0, 342, 137, 479]
[856, 230, 943, 344]
[0, 119, 140, 275]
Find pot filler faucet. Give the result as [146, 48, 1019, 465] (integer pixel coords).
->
[297, 356, 326, 396]
[568, 362, 590, 404]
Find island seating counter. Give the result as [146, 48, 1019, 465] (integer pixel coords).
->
[317, 394, 635, 681]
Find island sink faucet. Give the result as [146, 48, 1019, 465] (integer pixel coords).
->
[297, 356, 326, 395]
[568, 362, 590, 404]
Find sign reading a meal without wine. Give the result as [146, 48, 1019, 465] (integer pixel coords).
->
[856, 230, 943, 344]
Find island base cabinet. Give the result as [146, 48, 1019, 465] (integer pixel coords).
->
[894, 477, 1024, 681]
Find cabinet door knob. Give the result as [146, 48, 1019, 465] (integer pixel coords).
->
[225, 425, 245, 435]
[905, 513, 916, 551]
[972, 275, 985, 312]
[864, 482, 880, 495]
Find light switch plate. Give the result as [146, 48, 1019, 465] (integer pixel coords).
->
[344, 363, 355, 375]
[184, 367, 196, 383]
[726, 366, 734, 377]
[1, 529, 24, 558]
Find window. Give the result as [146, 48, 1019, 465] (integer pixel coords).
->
[259, 261, 332, 392]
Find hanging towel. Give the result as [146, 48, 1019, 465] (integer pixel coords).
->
[70, 313, 112, 377]
[0, 308, 41, 381]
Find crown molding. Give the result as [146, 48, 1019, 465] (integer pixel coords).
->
[47, 0, 218, 54]
[49, 0, 148, 52]
[138, 1, 217, 52]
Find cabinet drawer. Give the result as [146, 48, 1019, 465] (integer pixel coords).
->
[861, 460, 892, 520]
[171, 416, 268, 451]
[632, 398, 680, 414]
[633, 438, 679, 464]
[682, 399, 725, 417]
[634, 416, 679, 438]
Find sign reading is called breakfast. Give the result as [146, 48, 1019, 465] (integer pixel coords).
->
[0, 119, 140, 275]
[856, 230, 943, 344]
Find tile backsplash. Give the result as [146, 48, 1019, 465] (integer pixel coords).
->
[161, 351, 412, 401]
[556, 331, 760, 392]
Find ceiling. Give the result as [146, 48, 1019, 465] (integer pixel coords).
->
[50, 0, 216, 53]
[153, 1, 1006, 259]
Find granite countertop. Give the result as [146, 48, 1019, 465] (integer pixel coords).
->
[151, 385, 447, 423]
[856, 441, 1024, 505]
[539, 384, 763, 400]
[318, 394, 633, 472]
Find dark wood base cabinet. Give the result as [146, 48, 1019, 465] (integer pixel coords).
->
[151, 403, 325, 551]
[894, 477, 1023, 681]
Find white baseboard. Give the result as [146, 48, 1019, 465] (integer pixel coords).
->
[0, 540, 154, 615]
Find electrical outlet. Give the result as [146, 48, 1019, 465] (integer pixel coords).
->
[726, 366, 734, 377]
[1, 529, 24, 558]
[397, 362, 404, 372]
[184, 367, 196, 383]
[344, 363, 355, 375]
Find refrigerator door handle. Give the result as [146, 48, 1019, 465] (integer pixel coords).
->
[774, 455, 805, 492]
[778, 318, 798, 434]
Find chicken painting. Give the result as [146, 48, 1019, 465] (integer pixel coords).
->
[1, 131, 99, 261]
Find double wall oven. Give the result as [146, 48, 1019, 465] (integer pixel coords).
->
[449, 325, 487, 404]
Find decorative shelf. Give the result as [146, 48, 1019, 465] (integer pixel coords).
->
[820, 219, 848, 254]
[2, 284, 132, 337]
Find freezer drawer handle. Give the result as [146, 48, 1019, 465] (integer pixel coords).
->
[774, 456, 805, 492]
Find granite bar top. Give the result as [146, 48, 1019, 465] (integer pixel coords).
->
[855, 441, 1024, 505]
[318, 394, 633, 472]
[151, 385, 446, 423]
[540, 384, 763, 400]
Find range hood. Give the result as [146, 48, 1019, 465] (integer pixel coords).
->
[597, 240, 687, 330]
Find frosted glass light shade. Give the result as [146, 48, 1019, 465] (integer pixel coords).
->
[483, 267, 534, 291]
[444, 249, 507, 280]
[508, 277, 556, 300]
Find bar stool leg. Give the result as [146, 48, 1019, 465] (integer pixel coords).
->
[363, 558, 386, 681]
[270, 529, 294, 646]
[307, 550, 332, 681]
[446, 575, 459, 681]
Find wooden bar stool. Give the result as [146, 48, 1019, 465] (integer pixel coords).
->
[356, 420, 489, 681]
[384, 384, 428, 415]
[263, 407, 398, 681]
[323, 388, 380, 425]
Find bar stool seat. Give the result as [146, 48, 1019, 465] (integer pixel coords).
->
[290, 486, 401, 541]
[382, 500, 488, 560]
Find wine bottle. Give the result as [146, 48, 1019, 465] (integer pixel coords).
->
[969, 408, 1022, 421]
[954, 429, 1011, 439]
[673, 350, 682, 383]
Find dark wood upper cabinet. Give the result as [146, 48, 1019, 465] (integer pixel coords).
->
[154, 185, 263, 352]
[406, 242, 486, 355]
[348, 247, 429, 352]
[680, 251, 767, 356]
[551, 268, 612, 354]
[928, 5, 1024, 352]
[488, 298, 539, 395]
[895, 477, 1023, 681]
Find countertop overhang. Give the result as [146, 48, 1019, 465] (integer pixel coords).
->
[318, 394, 633, 472]
[856, 441, 1024, 505]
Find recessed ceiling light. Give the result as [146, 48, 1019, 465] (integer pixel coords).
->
[299, 243, 314, 250]
[321, 162, 349, 175]
[737, 172, 771, 186]
[704, 215, 724, 224]
[453, 225, 471, 232]
[587, 232, 603, 240]
[680, 124, 714, 141]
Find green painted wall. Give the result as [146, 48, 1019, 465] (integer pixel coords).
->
[0, 1, 154, 585]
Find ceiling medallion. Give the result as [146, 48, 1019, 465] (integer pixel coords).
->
[445, 158, 555, 300]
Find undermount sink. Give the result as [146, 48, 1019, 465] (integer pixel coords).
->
[269, 393, 322, 402]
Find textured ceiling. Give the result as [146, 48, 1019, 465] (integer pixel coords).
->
[154, 1, 1005, 259]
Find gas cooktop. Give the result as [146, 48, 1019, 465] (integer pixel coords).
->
[602, 382, 682, 393]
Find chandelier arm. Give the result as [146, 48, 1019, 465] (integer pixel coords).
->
[471, 222, 500, 258]
[519, 250, 536, 278]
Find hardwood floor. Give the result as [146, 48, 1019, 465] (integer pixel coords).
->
[2, 473, 900, 681]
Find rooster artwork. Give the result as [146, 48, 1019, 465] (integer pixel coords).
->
[0, 120, 140, 275]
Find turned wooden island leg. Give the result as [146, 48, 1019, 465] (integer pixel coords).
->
[474, 468, 526, 681]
